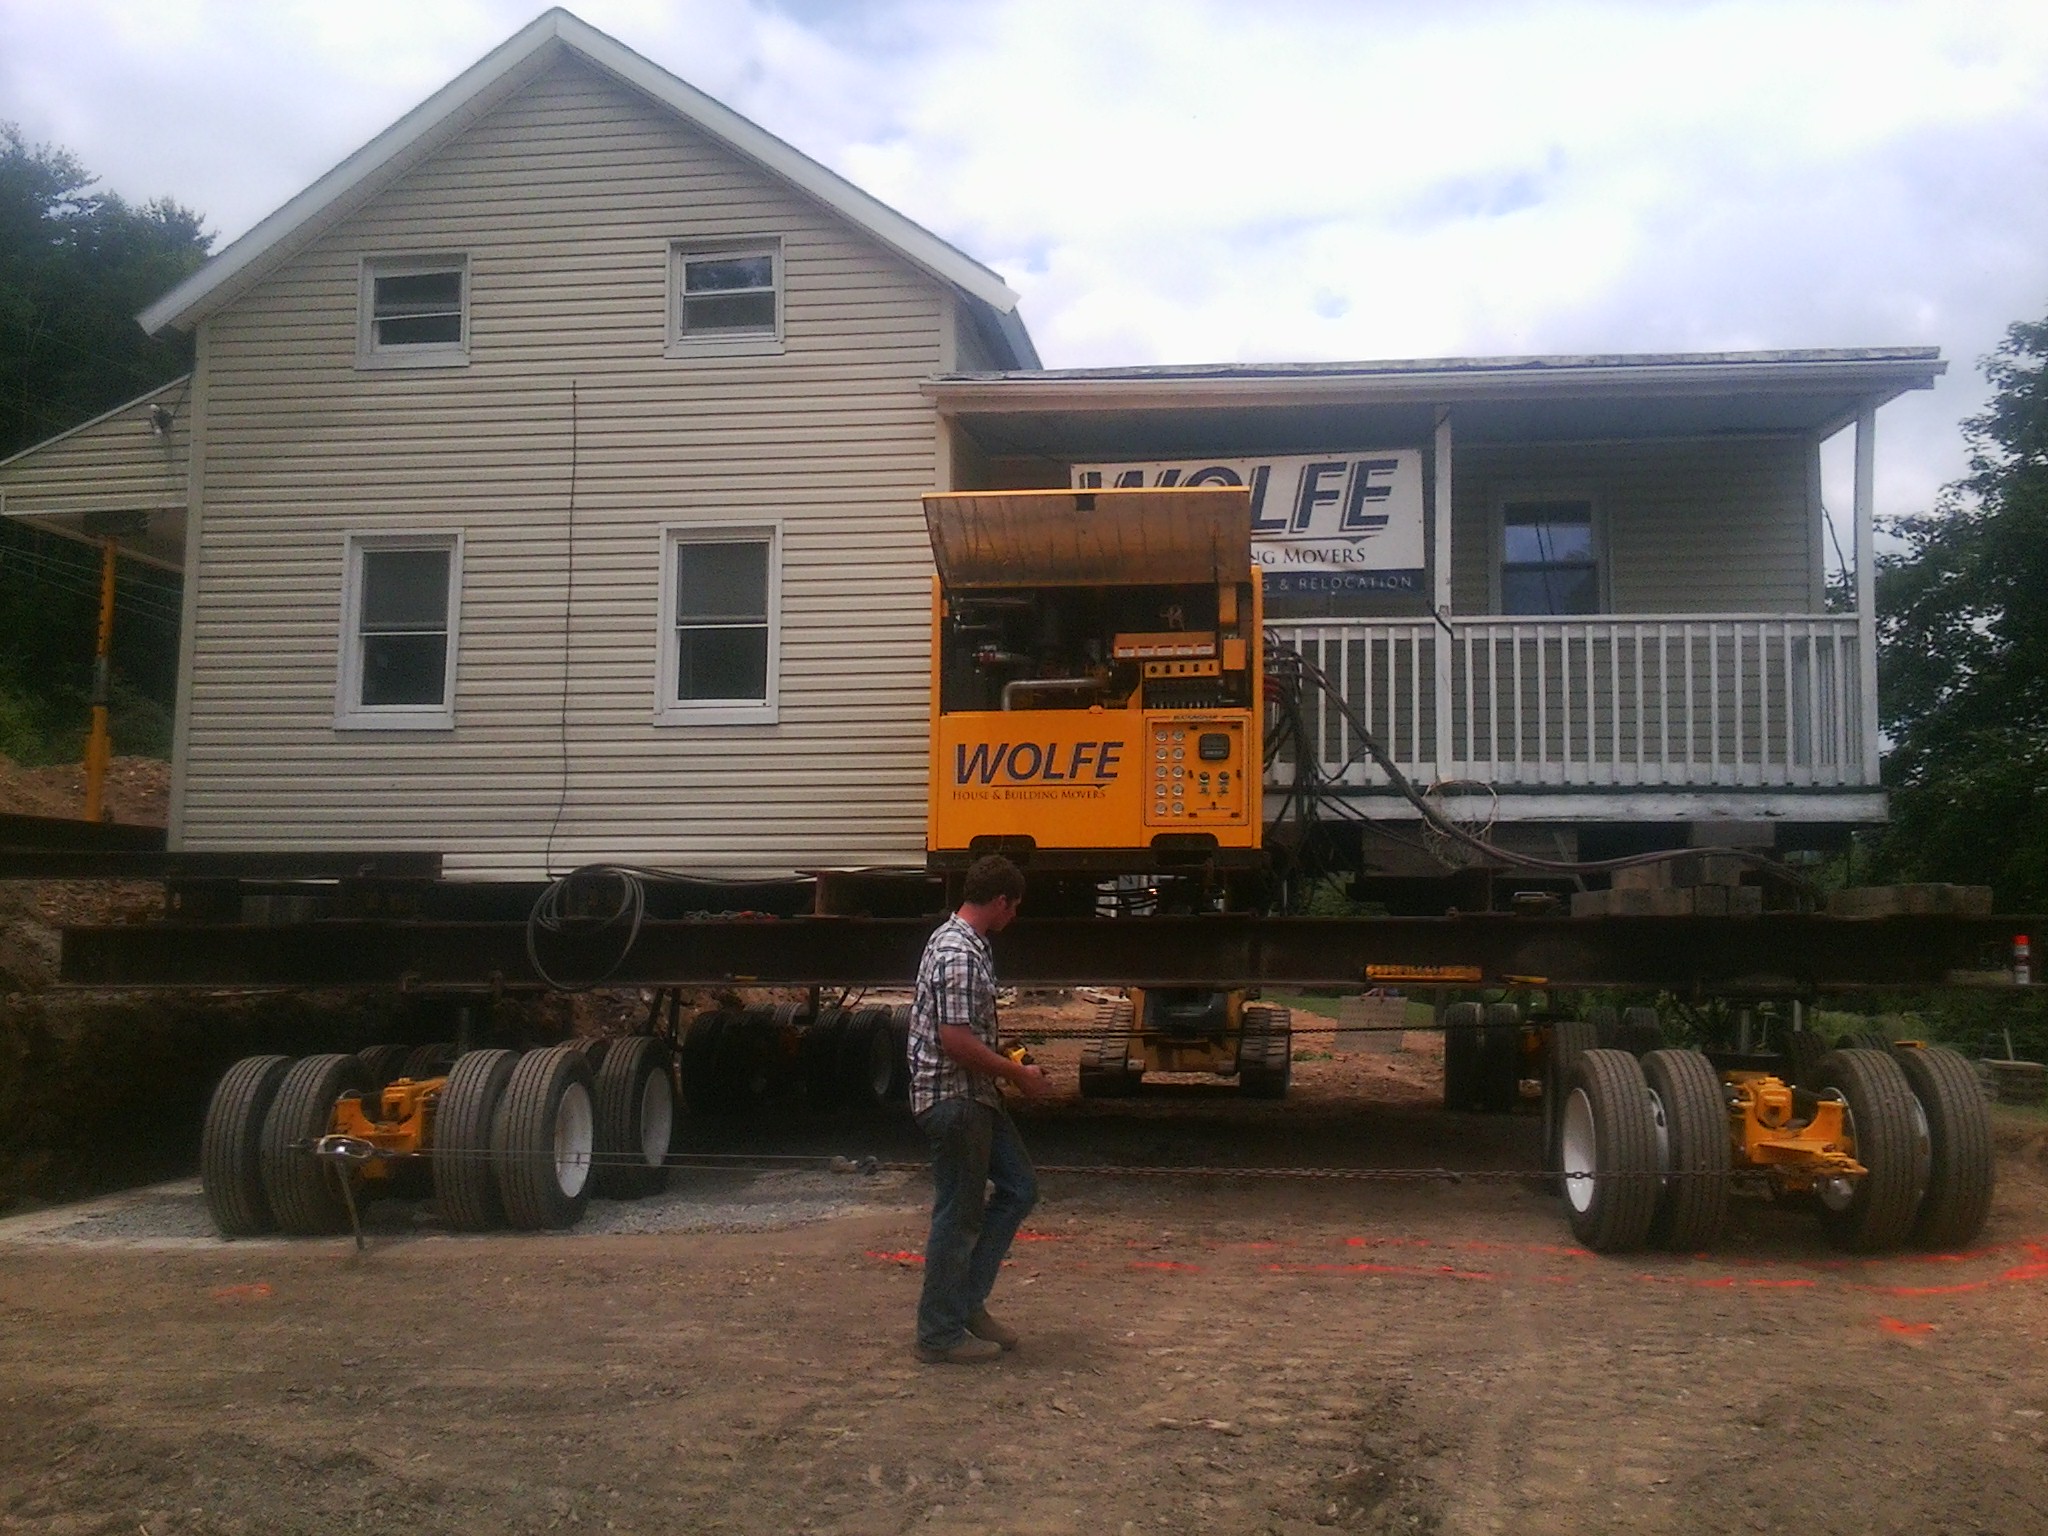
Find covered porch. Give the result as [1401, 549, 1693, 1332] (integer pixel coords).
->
[928, 348, 1944, 829]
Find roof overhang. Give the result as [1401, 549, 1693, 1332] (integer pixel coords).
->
[928, 348, 1945, 457]
[138, 8, 1032, 364]
[0, 377, 190, 570]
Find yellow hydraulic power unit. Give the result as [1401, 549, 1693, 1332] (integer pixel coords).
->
[922, 487, 1264, 872]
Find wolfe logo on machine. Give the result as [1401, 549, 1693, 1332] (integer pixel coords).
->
[954, 739, 1126, 786]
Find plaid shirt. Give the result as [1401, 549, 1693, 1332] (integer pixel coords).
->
[908, 915, 1003, 1116]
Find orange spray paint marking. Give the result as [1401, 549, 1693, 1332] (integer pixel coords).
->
[1129, 1260, 1202, 1273]
[1879, 1317, 1936, 1335]
[210, 1283, 273, 1303]
[1270, 1261, 1496, 1283]
[864, 1250, 923, 1265]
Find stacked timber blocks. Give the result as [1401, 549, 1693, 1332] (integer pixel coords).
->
[1824, 883, 1994, 917]
[1571, 853, 1763, 917]
[1976, 1058, 2048, 1106]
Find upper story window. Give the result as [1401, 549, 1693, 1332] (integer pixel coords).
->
[656, 524, 781, 725]
[1501, 499, 1599, 615]
[359, 256, 469, 368]
[337, 533, 461, 729]
[669, 242, 782, 355]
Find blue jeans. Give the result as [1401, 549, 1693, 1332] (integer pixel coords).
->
[915, 1096, 1038, 1349]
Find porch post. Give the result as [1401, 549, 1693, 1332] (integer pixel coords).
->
[1433, 405, 1454, 775]
[1853, 402, 1879, 783]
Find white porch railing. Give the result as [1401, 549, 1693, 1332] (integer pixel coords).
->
[1270, 615, 1872, 791]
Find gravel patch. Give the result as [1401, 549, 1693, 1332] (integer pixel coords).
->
[0, 1166, 922, 1247]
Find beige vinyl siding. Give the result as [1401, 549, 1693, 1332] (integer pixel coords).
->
[178, 57, 952, 875]
[1449, 437, 1816, 616]
[0, 378, 192, 567]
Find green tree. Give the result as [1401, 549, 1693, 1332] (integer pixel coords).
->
[0, 124, 209, 455]
[1872, 308, 2048, 906]
[0, 128, 205, 762]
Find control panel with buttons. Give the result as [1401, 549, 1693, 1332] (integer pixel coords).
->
[1142, 716, 1247, 827]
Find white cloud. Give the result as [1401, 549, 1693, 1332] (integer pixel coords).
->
[2, 0, 2045, 522]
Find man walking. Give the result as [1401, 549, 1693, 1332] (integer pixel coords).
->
[909, 854, 1050, 1364]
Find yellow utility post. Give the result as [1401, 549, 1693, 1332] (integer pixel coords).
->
[82, 535, 117, 822]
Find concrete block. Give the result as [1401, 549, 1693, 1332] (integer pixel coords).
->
[1571, 890, 1609, 917]
[1336, 992, 1407, 1053]
[1613, 862, 1672, 892]
[1727, 886, 1764, 916]
[1689, 884, 1730, 916]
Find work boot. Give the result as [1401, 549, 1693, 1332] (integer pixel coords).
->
[968, 1308, 1019, 1351]
[915, 1335, 1003, 1365]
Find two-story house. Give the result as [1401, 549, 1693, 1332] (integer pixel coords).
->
[0, 8, 1942, 893]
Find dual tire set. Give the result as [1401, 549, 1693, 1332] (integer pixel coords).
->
[1547, 1036, 1993, 1255]
[679, 1003, 909, 1118]
[200, 1035, 676, 1239]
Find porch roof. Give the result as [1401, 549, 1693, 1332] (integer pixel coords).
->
[926, 347, 1944, 457]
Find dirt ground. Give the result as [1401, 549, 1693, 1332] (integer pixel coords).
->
[4, 1014, 2047, 1536]
[0, 754, 168, 828]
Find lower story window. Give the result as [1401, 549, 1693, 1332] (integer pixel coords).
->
[1501, 500, 1598, 615]
[338, 534, 460, 729]
[659, 525, 780, 724]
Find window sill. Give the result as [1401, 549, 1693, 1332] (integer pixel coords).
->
[355, 349, 471, 372]
[334, 711, 456, 732]
[654, 702, 779, 727]
[664, 336, 785, 361]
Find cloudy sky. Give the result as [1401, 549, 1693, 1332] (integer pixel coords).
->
[6, 0, 2047, 547]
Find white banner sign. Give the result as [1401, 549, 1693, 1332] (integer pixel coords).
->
[1074, 450, 1426, 595]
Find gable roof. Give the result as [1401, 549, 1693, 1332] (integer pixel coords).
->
[138, 8, 1037, 367]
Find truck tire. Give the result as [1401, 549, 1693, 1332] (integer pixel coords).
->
[355, 1043, 411, 1090]
[1442, 1001, 1485, 1111]
[1782, 1029, 1828, 1091]
[1813, 1048, 1925, 1253]
[568, 1036, 613, 1072]
[679, 1010, 729, 1116]
[1641, 1048, 1731, 1251]
[1480, 1003, 1523, 1113]
[399, 1041, 458, 1081]
[1080, 999, 1139, 1097]
[840, 1006, 899, 1114]
[1616, 1006, 1664, 1057]
[1587, 1005, 1620, 1050]
[713, 1006, 777, 1116]
[1893, 1044, 1994, 1249]
[1559, 1049, 1660, 1253]
[258, 1053, 369, 1237]
[1239, 1002, 1291, 1099]
[201, 1054, 293, 1238]
[887, 1006, 913, 1102]
[1542, 1019, 1601, 1186]
[433, 1048, 519, 1232]
[801, 1007, 848, 1110]
[592, 1035, 674, 1199]
[493, 1044, 596, 1231]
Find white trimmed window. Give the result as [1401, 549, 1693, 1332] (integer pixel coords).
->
[1499, 499, 1601, 615]
[358, 256, 469, 367]
[668, 242, 782, 354]
[657, 525, 781, 725]
[337, 533, 462, 729]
